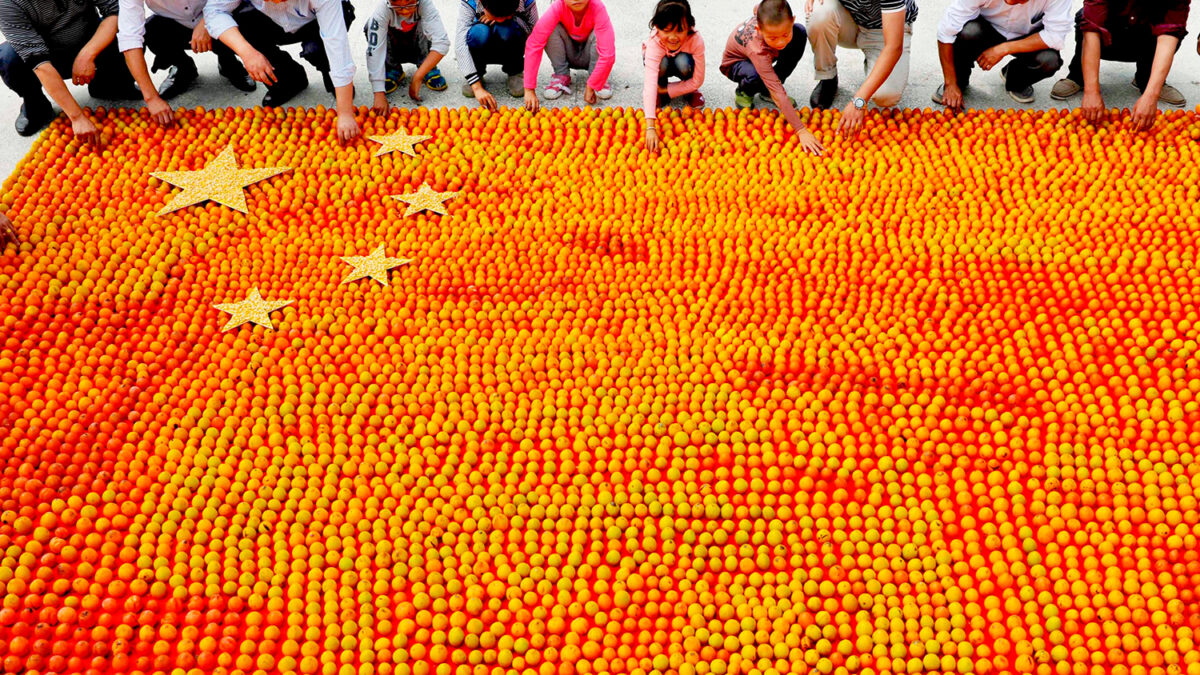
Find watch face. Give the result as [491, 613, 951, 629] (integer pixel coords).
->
[855, 98, 866, 109]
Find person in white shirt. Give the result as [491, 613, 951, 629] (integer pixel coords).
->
[934, 0, 1071, 110]
[119, 0, 255, 126]
[364, 0, 450, 115]
[204, 0, 359, 142]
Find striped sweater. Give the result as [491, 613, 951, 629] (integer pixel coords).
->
[0, 0, 119, 68]
[453, 0, 537, 85]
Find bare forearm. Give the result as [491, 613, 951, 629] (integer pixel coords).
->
[124, 48, 159, 101]
[1081, 32, 1101, 93]
[1142, 35, 1180, 97]
[855, 43, 902, 100]
[34, 64, 84, 118]
[216, 26, 256, 59]
[412, 51, 444, 82]
[937, 41, 957, 85]
[1002, 33, 1049, 55]
[335, 83, 354, 115]
[82, 16, 118, 58]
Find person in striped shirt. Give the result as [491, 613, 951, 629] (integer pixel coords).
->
[805, 0, 918, 137]
[364, 0, 450, 115]
[0, 0, 140, 138]
[455, 0, 537, 110]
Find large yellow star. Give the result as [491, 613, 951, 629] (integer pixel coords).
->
[368, 129, 431, 158]
[151, 146, 291, 215]
[341, 245, 412, 286]
[393, 183, 458, 216]
[214, 287, 293, 332]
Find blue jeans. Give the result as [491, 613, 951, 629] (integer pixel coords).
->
[722, 23, 807, 98]
[657, 52, 695, 87]
[465, 20, 527, 76]
[0, 39, 136, 108]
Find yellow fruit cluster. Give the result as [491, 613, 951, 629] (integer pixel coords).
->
[1, 104, 1200, 675]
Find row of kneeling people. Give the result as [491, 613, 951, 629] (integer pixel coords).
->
[0, 0, 1193, 152]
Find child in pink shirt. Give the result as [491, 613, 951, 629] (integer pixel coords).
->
[642, 0, 705, 151]
[522, 0, 616, 111]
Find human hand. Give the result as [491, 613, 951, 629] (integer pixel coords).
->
[523, 89, 540, 112]
[337, 111, 359, 143]
[1131, 92, 1158, 131]
[1081, 89, 1105, 124]
[243, 50, 276, 85]
[838, 102, 865, 138]
[645, 125, 659, 152]
[584, 86, 597, 105]
[372, 92, 389, 115]
[191, 20, 212, 53]
[71, 113, 100, 144]
[805, 0, 823, 15]
[796, 128, 824, 156]
[941, 83, 964, 112]
[408, 78, 422, 102]
[146, 95, 174, 127]
[0, 212, 17, 248]
[976, 44, 1008, 71]
[72, 51, 96, 85]
[473, 83, 498, 111]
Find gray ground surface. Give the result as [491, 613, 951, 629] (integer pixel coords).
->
[2, 0, 1199, 177]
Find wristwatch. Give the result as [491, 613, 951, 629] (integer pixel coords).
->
[853, 97, 867, 110]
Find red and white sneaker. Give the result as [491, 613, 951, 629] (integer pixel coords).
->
[544, 74, 572, 100]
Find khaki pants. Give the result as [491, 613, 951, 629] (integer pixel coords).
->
[807, 0, 912, 107]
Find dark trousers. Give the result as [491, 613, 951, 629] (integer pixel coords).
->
[383, 26, 431, 68]
[1065, 9, 1165, 90]
[0, 39, 136, 108]
[464, 20, 527, 76]
[143, 14, 246, 76]
[657, 52, 695, 87]
[952, 18, 1062, 91]
[722, 23, 806, 97]
[232, 0, 354, 89]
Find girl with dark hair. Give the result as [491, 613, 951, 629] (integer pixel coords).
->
[642, 0, 705, 151]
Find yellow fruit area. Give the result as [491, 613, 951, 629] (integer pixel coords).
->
[1, 105, 1200, 675]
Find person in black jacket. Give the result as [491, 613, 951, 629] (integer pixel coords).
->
[0, 0, 139, 138]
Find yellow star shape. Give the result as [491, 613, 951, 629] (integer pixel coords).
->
[393, 183, 458, 216]
[341, 245, 412, 286]
[214, 287, 293, 332]
[151, 146, 291, 215]
[368, 129, 431, 158]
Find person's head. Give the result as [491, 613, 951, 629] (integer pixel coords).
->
[563, 0, 591, 13]
[480, 0, 519, 22]
[649, 0, 695, 51]
[1003, 0, 1032, 4]
[388, 0, 420, 18]
[756, 0, 794, 50]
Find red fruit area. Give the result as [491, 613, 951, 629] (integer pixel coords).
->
[1, 106, 1199, 675]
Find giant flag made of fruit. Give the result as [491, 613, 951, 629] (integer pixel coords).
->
[0, 105, 1199, 675]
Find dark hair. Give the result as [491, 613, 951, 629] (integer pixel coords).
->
[649, 0, 695, 33]
[480, 0, 520, 18]
[756, 0, 794, 26]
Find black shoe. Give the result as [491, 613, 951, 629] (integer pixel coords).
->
[157, 64, 198, 99]
[810, 76, 838, 110]
[219, 64, 256, 92]
[262, 72, 308, 107]
[15, 101, 54, 137]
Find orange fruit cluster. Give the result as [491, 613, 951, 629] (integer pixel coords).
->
[1, 104, 1200, 675]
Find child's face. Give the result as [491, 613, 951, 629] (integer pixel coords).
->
[760, 19, 793, 50]
[563, 0, 590, 13]
[389, 0, 419, 17]
[658, 23, 689, 51]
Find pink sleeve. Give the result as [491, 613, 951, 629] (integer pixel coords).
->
[523, 1, 563, 90]
[586, 1, 617, 91]
[642, 37, 666, 120]
[665, 32, 704, 99]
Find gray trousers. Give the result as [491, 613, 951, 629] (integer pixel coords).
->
[545, 24, 597, 76]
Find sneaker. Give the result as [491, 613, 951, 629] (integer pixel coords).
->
[686, 91, 705, 108]
[594, 83, 613, 100]
[462, 81, 477, 98]
[156, 64, 199, 100]
[424, 68, 447, 92]
[734, 88, 754, 109]
[810, 77, 838, 110]
[544, 74, 572, 100]
[506, 74, 524, 97]
[931, 84, 945, 106]
[15, 101, 54, 137]
[1137, 79, 1186, 107]
[755, 92, 797, 109]
[262, 71, 309, 107]
[1050, 78, 1081, 100]
[384, 68, 407, 94]
[1001, 65, 1034, 104]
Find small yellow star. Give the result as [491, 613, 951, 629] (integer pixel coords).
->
[368, 129, 431, 158]
[214, 287, 293, 332]
[393, 183, 458, 216]
[151, 146, 291, 215]
[341, 245, 412, 286]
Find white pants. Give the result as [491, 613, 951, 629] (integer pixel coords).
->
[807, 0, 912, 107]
